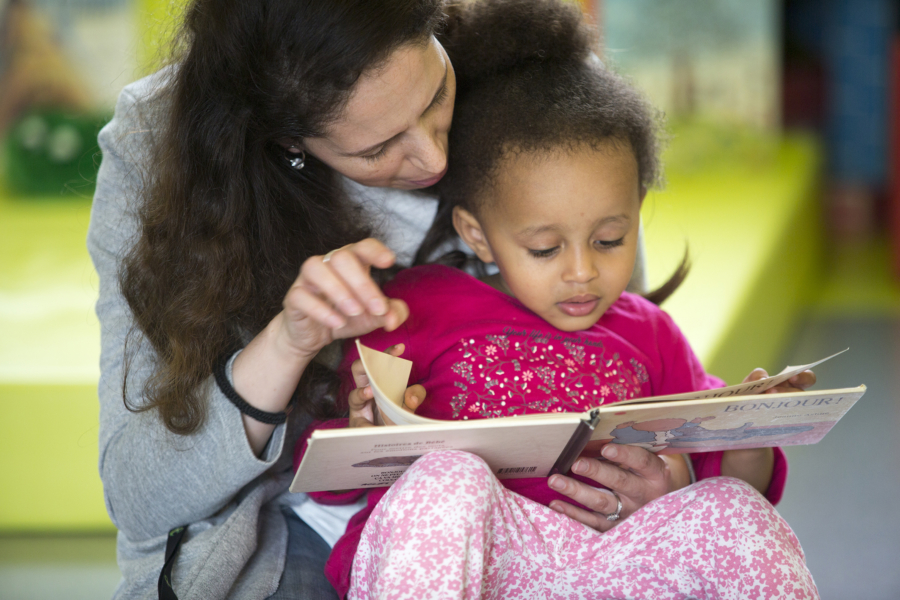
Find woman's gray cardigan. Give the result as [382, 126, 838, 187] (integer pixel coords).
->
[87, 70, 648, 600]
[87, 69, 445, 600]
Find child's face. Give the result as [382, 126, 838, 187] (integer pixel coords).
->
[458, 143, 642, 332]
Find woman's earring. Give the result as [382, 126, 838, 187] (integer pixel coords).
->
[288, 147, 306, 171]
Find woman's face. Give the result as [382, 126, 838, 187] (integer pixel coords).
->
[303, 36, 455, 190]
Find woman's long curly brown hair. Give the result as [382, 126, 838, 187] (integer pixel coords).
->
[121, 0, 445, 435]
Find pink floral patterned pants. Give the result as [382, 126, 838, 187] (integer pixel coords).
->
[349, 450, 818, 600]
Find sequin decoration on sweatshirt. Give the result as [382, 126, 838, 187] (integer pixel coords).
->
[449, 333, 649, 419]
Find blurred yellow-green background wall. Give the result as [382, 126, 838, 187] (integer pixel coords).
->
[1, 0, 896, 533]
[1, 0, 899, 597]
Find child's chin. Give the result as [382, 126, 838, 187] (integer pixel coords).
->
[549, 314, 603, 332]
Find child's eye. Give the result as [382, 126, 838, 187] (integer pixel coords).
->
[596, 237, 625, 249]
[362, 147, 387, 162]
[528, 247, 559, 258]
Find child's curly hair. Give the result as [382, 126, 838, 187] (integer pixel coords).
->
[421, 0, 685, 303]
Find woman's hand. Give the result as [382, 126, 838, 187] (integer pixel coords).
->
[233, 238, 409, 455]
[347, 344, 426, 428]
[279, 239, 410, 361]
[547, 444, 691, 532]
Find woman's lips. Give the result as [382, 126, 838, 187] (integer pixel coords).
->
[558, 295, 600, 317]
[409, 165, 448, 188]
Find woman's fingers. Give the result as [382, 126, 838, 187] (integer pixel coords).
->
[289, 238, 397, 323]
[283, 280, 348, 330]
[299, 255, 367, 319]
[343, 237, 400, 270]
[555, 446, 669, 502]
[548, 474, 622, 515]
[382, 299, 410, 332]
[548, 497, 615, 532]
[592, 445, 667, 495]
[546, 448, 672, 531]
[319, 240, 395, 316]
[274, 238, 404, 359]
[386, 343, 406, 357]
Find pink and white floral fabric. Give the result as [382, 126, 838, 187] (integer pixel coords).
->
[349, 451, 818, 600]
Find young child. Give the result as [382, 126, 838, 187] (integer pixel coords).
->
[296, 1, 817, 597]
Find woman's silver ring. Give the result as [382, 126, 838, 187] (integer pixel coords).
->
[606, 490, 623, 522]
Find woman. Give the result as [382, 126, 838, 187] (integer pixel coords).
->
[87, 1, 671, 598]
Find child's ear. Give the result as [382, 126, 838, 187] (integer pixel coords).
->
[452, 206, 495, 264]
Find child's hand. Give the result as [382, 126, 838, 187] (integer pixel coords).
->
[347, 344, 426, 427]
[742, 368, 817, 394]
[721, 367, 815, 494]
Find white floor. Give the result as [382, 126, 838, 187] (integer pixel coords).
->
[0, 536, 119, 600]
[0, 565, 120, 600]
[777, 317, 900, 599]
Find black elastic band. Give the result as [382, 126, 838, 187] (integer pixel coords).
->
[159, 525, 187, 600]
[214, 357, 288, 425]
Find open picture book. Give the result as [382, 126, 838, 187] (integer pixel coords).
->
[290, 344, 864, 494]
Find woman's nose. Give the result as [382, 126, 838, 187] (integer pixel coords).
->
[408, 126, 447, 174]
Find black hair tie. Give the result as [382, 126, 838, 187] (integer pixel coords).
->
[214, 357, 288, 425]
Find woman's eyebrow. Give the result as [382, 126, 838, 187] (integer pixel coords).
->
[343, 63, 449, 158]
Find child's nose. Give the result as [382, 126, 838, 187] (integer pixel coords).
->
[563, 249, 599, 283]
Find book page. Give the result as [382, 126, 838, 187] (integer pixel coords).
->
[356, 340, 442, 426]
[615, 348, 848, 405]
[290, 416, 583, 493]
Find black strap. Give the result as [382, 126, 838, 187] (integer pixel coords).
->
[159, 525, 187, 600]
[214, 357, 288, 425]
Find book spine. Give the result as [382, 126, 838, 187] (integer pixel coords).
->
[548, 409, 601, 476]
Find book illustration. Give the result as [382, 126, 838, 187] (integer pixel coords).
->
[665, 417, 814, 445]
[584, 389, 854, 455]
[582, 416, 815, 454]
